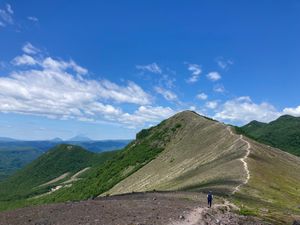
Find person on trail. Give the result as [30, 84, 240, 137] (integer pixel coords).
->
[207, 191, 213, 208]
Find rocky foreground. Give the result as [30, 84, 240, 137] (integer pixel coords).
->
[0, 192, 270, 225]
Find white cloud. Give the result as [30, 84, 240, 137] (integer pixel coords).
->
[22, 43, 40, 55]
[0, 52, 156, 128]
[136, 63, 162, 74]
[282, 106, 300, 117]
[186, 63, 202, 83]
[0, 4, 14, 26]
[27, 16, 38, 22]
[42, 57, 88, 75]
[207, 72, 221, 81]
[154, 86, 178, 101]
[205, 101, 218, 109]
[12, 54, 38, 66]
[119, 106, 176, 128]
[196, 93, 208, 100]
[213, 84, 225, 93]
[214, 96, 281, 124]
[6, 4, 13, 14]
[216, 57, 233, 70]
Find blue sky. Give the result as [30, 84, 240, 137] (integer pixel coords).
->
[0, 0, 300, 140]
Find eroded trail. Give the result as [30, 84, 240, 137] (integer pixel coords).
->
[226, 127, 251, 194]
[169, 201, 244, 225]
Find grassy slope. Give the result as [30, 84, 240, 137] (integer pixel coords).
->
[34, 118, 181, 204]
[106, 111, 300, 224]
[1, 111, 300, 224]
[107, 111, 246, 195]
[236, 115, 300, 156]
[0, 144, 117, 210]
[235, 138, 300, 224]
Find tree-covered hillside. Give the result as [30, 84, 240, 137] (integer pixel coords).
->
[0, 144, 117, 204]
[236, 115, 300, 156]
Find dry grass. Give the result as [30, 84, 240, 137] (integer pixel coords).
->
[106, 111, 300, 224]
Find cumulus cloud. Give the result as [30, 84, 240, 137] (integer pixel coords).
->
[119, 106, 176, 128]
[0, 51, 164, 128]
[154, 86, 178, 101]
[136, 63, 162, 74]
[0, 3, 14, 26]
[196, 93, 208, 100]
[22, 42, 40, 55]
[282, 106, 300, 117]
[205, 101, 218, 109]
[11, 54, 38, 66]
[6, 4, 13, 14]
[207, 72, 221, 81]
[186, 63, 202, 83]
[214, 96, 281, 124]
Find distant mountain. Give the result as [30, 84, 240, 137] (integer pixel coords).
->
[50, 138, 63, 142]
[236, 114, 300, 156]
[67, 135, 92, 142]
[0, 139, 130, 181]
[0, 137, 18, 142]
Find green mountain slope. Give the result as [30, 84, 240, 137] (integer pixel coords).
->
[36, 118, 181, 203]
[236, 115, 300, 156]
[1, 111, 300, 224]
[0, 144, 116, 204]
[0, 149, 42, 181]
[0, 140, 130, 181]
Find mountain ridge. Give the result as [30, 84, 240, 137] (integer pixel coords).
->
[0, 111, 299, 224]
[237, 114, 300, 156]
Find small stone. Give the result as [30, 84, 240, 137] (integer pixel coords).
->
[179, 215, 185, 220]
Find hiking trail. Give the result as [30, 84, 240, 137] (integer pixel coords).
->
[169, 200, 239, 225]
[226, 126, 251, 194]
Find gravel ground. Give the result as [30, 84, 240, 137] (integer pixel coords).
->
[0, 192, 268, 225]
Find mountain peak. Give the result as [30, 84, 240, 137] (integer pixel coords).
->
[67, 135, 92, 142]
[171, 110, 216, 123]
[50, 137, 63, 142]
[0, 137, 18, 142]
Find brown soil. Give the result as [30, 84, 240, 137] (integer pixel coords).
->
[0, 192, 269, 225]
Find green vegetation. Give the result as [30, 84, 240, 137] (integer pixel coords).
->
[0, 140, 130, 181]
[0, 149, 42, 181]
[36, 121, 179, 204]
[236, 115, 300, 156]
[0, 120, 180, 211]
[0, 144, 117, 209]
[239, 207, 258, 216]
[1, 111, 300, 224]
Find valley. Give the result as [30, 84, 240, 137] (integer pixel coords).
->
[0, 139, 130, 181]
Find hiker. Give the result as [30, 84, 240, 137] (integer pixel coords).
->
[207, 191, 213, 208]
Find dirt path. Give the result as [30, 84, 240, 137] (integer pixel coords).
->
[169, 207, 205, 225]
[63, 167, 90, 184]
[0, 192, 267, 225]
[169, 198, 263, 225]
[226, 127, 251, 194]
[38, 172, 70, 187]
